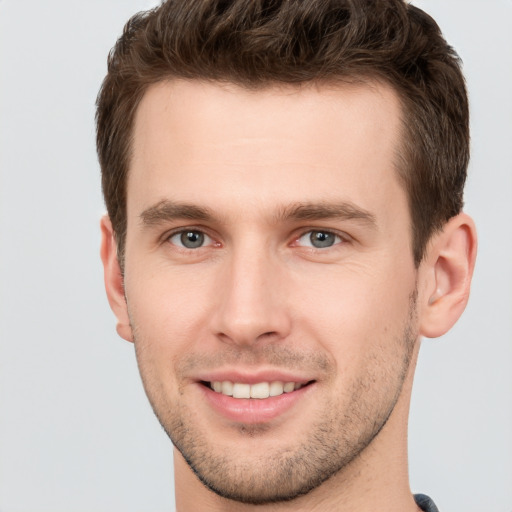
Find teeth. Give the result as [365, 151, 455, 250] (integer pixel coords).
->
[232, 383, 251, 399]
[221, 381, 233, 396]
[283, 382, 295, 393]
[269, 381, 284, 397]
[210, 381, 304, 399]
[250, 382, 269, 399]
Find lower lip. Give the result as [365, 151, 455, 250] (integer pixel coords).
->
[199, 383, 314, 424]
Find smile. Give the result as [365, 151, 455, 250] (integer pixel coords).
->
[200, 378, 315, 424]
[209, 381, 305, 399]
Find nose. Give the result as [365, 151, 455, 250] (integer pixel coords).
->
[212, 243, 292, 347]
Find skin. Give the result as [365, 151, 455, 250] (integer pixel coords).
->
[101, 80, 477, 512]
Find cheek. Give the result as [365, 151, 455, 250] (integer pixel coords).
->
[293, 263, 416, 364]
[125, 263, 217, 352]
[126, 271, 210, 405]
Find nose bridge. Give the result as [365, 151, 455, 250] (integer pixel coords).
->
[214, 237, 290, 345]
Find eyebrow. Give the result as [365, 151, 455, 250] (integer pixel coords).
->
[275, 202, 377, 228]
[140, 200, 215, 226]
[139, 199, 377, 228]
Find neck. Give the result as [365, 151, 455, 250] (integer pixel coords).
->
[174, 344, 422, 512]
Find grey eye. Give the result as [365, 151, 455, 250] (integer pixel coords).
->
[297, 230, 341, 249]
[169, 230, 211, 249]
[181, 231, 204, 248]
[310, 231, 336, 248]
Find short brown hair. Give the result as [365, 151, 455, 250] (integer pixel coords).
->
[96, 0, 469, 266]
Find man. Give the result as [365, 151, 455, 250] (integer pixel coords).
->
[96, 1, 477, 510]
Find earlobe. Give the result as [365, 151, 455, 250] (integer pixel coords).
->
[419, 213, 477, 338]
[100, 216, 134, 343]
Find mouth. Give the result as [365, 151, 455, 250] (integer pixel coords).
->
[202, 380, 314, 399]
[195, 370, 317, 424]
[198, 378, 316, 424]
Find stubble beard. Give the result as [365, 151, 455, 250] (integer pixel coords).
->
[132, 292, 418, 505]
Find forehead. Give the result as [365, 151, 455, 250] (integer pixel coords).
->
[128, 79, 405, 223]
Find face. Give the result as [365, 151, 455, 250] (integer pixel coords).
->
[122, 80, 420, 503]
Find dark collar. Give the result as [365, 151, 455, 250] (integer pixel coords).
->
[414, 494, 440, 512]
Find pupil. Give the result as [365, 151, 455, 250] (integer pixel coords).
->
[181, 231, 204, 248]
[310, 231, 334, 248]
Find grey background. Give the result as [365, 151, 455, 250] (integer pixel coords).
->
[0, 1, 510, 511]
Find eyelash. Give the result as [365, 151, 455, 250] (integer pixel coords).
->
[164, 227, 348, 251]
[294, 229, 345, 250]
[165, 228, 218, 250]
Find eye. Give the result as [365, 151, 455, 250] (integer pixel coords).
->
[168, 230, 213, 249]
[296, 230, 342, 249]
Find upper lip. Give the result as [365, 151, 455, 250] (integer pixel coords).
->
[194, 369, 314, 385]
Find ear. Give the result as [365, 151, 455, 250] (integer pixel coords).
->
[100, 216, 133, 342]
[419, 213, 477, 338]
